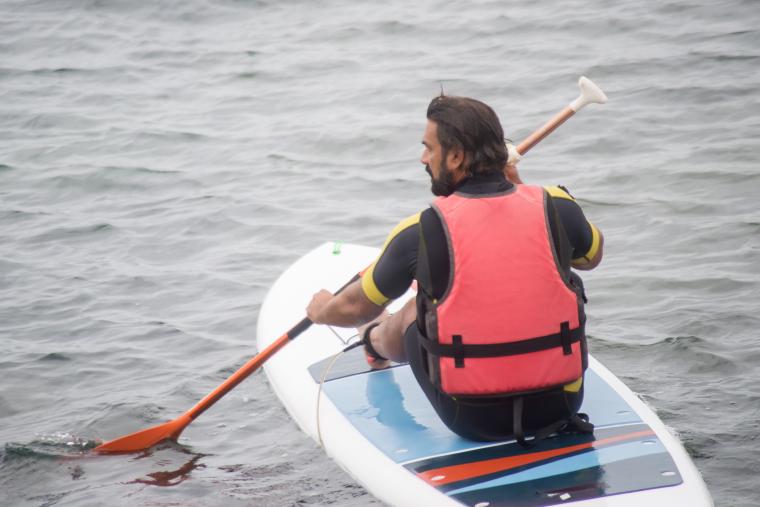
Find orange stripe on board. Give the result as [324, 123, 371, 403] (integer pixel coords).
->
[418, 429, 655, 487]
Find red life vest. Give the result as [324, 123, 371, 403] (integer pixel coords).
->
[419, 184, 585, 396]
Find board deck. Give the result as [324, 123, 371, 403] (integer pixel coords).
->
[257, 242, 712, 506]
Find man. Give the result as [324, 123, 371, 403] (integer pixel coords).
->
[306, 95, 603, 443]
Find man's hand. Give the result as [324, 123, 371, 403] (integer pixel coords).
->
[305, 280, 385, 327]
[306, 289, 334, 324]
[504, 143, 523, 184]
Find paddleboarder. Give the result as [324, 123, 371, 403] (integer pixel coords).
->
[306, 94, 604, 443]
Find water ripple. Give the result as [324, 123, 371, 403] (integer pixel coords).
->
[1, 0, 758, 505]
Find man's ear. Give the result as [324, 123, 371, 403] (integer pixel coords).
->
[446, 147, 469, 180]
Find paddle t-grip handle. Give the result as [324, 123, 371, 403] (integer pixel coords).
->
[516, 76, 607, 157]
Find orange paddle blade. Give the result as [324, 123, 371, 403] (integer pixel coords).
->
[94, 414, 191, 454]
[93, 272, 362, 455]
[93, 334, 292, 454]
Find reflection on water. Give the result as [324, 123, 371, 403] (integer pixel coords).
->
[130, 453, 206, 487]
[122, 441, 208, 488]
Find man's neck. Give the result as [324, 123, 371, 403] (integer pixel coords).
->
[456, 171, 513, 195]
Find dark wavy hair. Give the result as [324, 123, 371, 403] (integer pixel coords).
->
[426, 95, 508, 177]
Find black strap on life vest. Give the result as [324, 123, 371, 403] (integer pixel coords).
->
[418, 321, 583, 368]
[513, 395, 594, 448]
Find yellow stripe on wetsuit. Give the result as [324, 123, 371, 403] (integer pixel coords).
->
[361, 212, 421, 306]
[575, 223, 601, 266]
[563, 376, 583, 393]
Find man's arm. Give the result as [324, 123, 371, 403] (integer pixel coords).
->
[306, 212, 420, 327]
[546, 186, 604, 271]
[306, 279, 384, 327]
[571, 226, 603, 270]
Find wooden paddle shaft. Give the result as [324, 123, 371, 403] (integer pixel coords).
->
[516, 106, 575, 156]
[516, 76, 607, 157]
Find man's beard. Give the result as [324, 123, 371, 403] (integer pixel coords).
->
[426, 162, 459, 197]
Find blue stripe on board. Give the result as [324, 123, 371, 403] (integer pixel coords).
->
[404, 423, 649, 475]
[445, 439, 671, 496]
[450, 452, 683, 507]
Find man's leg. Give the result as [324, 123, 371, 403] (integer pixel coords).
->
[362, 297, 416, 364]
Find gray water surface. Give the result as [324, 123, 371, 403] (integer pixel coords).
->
[1, 1, 759, 505]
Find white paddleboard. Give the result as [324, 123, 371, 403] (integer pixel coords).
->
[256, 242, 712, 506]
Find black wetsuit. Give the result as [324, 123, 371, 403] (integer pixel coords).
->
[361, 172, 601, 441]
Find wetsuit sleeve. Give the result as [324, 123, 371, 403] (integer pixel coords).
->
[361, 213, 421, 306]
[544, 186, 602, 266]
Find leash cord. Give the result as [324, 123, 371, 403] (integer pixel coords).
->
[316, 333, 362, 447]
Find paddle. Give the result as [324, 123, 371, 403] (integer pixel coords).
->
[507, 76, 607, 183]
[95, 76, 607, 454]
[94, 273, 362, 453]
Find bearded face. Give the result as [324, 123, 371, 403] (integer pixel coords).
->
[426, 156, 459, 197]
[421, 120, 463, 197]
